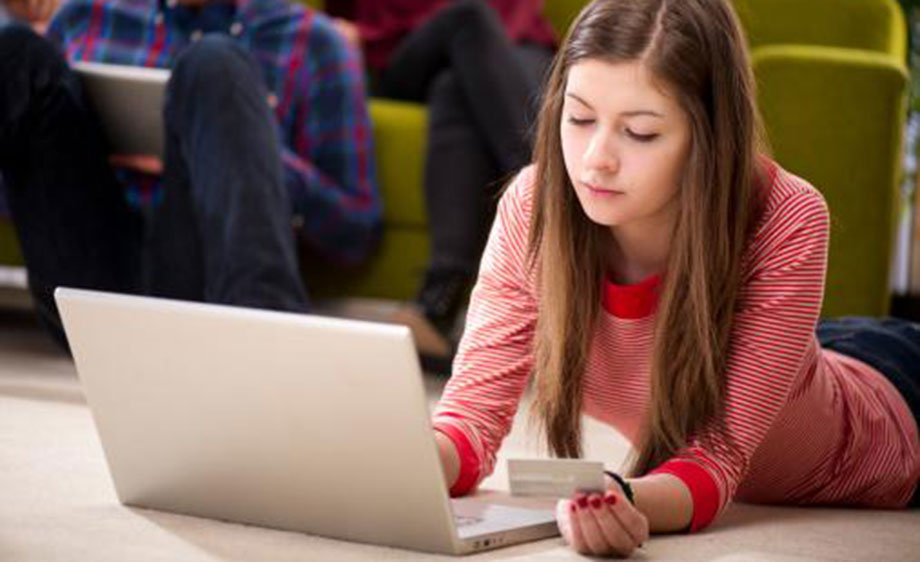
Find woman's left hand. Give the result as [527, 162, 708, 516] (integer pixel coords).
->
[556, 490, 649, 558]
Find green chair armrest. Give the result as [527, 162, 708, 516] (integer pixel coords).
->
[0, 219, 23, 267]
[368, 98, 428, 228]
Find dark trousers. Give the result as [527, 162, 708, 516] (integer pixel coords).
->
[0, 25, 307, 346]
[150, 34, 307, 313]
[817, 317, 920, 507]
[376, 0, 554, 275]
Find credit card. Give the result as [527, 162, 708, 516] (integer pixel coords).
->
[507, 458, 606, 498]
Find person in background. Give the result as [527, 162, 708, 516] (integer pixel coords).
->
[429, 0, 919, 557]
[0, 0, 380, 347]
[330, 0, 556, 370]
[0, 0, 58, 220]
[1, 0, 56, 29]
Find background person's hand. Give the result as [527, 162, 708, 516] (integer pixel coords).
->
[556, 490, 650, 558]
[4, 0, 57, 23]
[109, 154, 164, 176]
[332, 18, 361, 52]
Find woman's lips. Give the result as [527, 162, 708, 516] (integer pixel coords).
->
[583, 182, 624, 197]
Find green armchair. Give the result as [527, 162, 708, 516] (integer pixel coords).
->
[735, 0, 908, 317]
[0, 0, 909, 319]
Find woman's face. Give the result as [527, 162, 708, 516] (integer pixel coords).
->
[560, 59, 691, 232]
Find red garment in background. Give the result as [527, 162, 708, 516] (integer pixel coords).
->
[331, 0, 557, 70]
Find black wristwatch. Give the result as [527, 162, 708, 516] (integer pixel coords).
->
[604, 470, 635, 504]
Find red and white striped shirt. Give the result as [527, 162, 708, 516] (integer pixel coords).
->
[432, 163, 920, 532]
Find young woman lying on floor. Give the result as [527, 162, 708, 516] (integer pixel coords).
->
[427, 0, 920, 557]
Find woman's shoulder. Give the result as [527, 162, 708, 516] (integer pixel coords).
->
[481, 165, 540, 279]
[742, 159, 831, 276]
[756, 158, 830, 225]
[497, 164, 539, 225]
[504, 163, 539, 200]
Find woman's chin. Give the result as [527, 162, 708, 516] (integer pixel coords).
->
[579, 205, 627, 228]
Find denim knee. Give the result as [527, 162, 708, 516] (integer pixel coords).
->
[0, 22, 43, 57]
[0, 23, 67, 83]
[448, 0, 499, 29]
[174, 34, 251, 77]
[0, 24, 77, 150]
[166, 34, 260, 117]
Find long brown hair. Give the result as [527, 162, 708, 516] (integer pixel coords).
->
[528, 0, 767, 474]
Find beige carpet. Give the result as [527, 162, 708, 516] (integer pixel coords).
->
[1, 305, 918, 562]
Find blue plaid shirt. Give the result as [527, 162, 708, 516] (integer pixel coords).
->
[44, 0, 381, 265]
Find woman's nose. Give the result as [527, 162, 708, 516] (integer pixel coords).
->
[582, 129, 619, 174]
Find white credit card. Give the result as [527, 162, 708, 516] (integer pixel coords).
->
[507, 458, 606, 498]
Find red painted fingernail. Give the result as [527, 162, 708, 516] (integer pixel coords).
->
[577, 496, 589, 508]
[604, 494, 618, 506]
[590, 496, 602, 509]
[569, 502, 577, 513]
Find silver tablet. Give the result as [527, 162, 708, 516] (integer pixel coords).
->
[72, 61, 170, 159]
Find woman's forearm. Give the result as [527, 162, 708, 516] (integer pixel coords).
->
[434, 427, 693, 532]
[627, 473, 693, 533]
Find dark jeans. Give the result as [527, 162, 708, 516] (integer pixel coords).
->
[0, 25, 307, 346]
[149, 34, 307, 313]
[376, 0, 554, 276]
[817, 317, 920, 507]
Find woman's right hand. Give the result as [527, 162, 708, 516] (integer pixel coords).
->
[556, 490, 649, 558]
[434, 430, 460, 490]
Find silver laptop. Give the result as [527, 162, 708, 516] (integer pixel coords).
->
[54, 288, 558, 555]
[72, 61, 169, 159]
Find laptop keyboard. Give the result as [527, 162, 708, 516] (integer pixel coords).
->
[454, 514, 484, 528]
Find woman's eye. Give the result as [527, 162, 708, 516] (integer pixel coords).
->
[567, 116, 595, 126]
[626, 129, 659, 142]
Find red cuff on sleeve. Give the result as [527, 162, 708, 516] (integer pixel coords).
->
[434, 424, 481, 497]
[650, 460, 721, 532]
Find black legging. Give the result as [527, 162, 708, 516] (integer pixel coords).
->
[375, 0, 554, 276]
